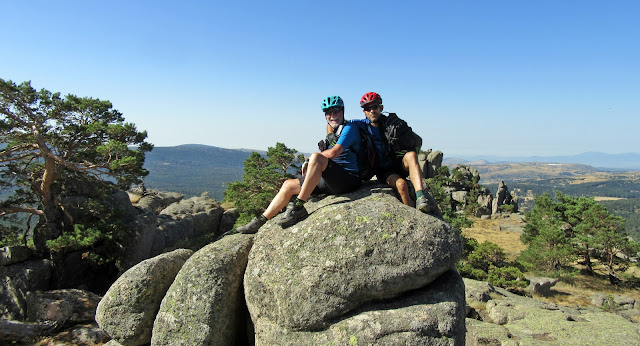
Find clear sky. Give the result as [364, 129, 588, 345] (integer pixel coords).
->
[2, 1, 638, 157]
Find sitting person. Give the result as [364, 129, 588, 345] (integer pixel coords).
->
[347, 92, 431, 213]
[236, 95, 362, 234]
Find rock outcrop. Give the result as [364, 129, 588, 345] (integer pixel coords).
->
[96, 249, 193, 345]
[93, 182, 466, 345]
[464, 278, 640, 344]
[0, 257, 51, 320]
[419, 149, 444, 178]
[151, 234, 253, 345]
[491, 180, 518, 215]
[244, 182, 465, 343]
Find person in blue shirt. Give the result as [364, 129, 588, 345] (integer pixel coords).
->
[350, 92, 431, 213]
[236, 96, 361, 233]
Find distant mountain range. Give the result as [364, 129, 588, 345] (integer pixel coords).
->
[143, 145, 640, 200]
[445, 152, 640, 171]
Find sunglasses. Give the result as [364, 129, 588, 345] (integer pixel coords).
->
[324, 108, 342, 116]
[363, 104, 380, 112]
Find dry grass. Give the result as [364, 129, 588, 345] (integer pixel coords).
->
[463, 215, 640, 308]
[536, 271, 640, 308]
[593, 196, 626, 201]
[462, 215, 528, 261]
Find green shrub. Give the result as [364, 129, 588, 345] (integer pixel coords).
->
[457, 262, 487, 280]
[487, 265, 528, 290]
[46, 224, 107, 252]
[467, 241, 506, 272]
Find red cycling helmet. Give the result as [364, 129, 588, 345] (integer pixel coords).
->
[360, 92, 382, 107]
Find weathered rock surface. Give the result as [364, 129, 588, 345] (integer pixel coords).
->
[157, 195, 224, 246]
[96, 248, 193, 346]
[116, 213, 162, 272]
[151, 233, 254, 346]
[464, 278, 640, 345]
[0, 259, 51, 320]
[419, 149, 443, 179]
[526, 276, 559, 295]
[254, 269, 466, 345]
[134, 190, 184, 214]
[244, 183, 463, 332]
[26, 289, 101, 324]
[0, 246, 33, 266]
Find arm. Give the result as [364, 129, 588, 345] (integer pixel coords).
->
[320, 144, 344, 160]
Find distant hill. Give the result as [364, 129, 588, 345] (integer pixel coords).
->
[143, 145, 255, 201]
[446, 152, 640, 170]
[142, 146, 640, 202]
[468, 162, 601, 185]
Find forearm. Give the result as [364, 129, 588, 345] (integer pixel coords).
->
[321, 144, 343, 160]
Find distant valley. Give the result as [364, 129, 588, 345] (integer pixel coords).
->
[143, 145, 255, 201]
[446, 151, 640, 171]
[144, 144, 640, 201]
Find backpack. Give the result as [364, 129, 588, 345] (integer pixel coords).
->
[382, 113, 422, 158]
[318, 123, 376, 181]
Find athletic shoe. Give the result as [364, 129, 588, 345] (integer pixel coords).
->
[416, 196, 430, 214]
[277, 201, 308, 227]
[236, 217, 266, 234]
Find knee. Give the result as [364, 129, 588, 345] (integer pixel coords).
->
[404, 151, 417, 161]
[309, 152, 326, 164]
[395, 178, 408, 192]
[282, 179, 300, 193]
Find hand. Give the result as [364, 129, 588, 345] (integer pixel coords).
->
[301, 159, 309, 177]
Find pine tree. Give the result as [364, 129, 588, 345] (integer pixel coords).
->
[224, 142, 304, 222]
[1, 79, 152, 253]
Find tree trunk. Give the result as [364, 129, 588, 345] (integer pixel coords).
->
[33, 200, 64, 254]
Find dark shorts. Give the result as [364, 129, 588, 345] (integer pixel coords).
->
[375, 158, 409, 183]
[299, 160, 361, 195]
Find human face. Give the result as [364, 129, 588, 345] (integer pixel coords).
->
[325, 107, 344, 129]
[362, 103, 383, 125]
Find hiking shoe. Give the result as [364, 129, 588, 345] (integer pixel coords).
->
[236, 217, 266, 234]
[277, 201, 308, 227]
[416, 196, 431, 214]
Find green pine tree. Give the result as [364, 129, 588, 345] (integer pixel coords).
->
[224, 142, 304, 223]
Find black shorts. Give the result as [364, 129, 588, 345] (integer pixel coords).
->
[299, 160, 361, 195]
[375, 158, 409, 183]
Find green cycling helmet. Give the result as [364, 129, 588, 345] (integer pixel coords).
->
[321, 95, 344, 111]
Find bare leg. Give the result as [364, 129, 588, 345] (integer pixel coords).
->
[402, 151, 424, 192]
[298, 152, 329, 201]
[262, 178, 301, 219]
[386, 174, 412, 206]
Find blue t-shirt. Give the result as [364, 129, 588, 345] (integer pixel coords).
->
[331, 122, 360, 174]
[348, 119, 393, 170]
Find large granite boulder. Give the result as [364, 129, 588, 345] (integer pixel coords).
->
[244, 182, 463, 333]
[254, 269, 466, 345]
[151, 233, 254, 346]
[96, 249, 193, 345]
[157, 195, 225, 247]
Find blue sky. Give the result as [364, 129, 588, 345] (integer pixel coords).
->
[2, 1, 638, 157]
